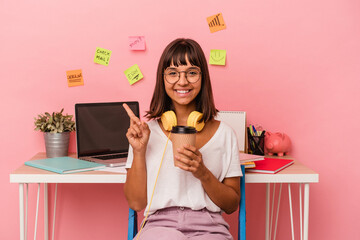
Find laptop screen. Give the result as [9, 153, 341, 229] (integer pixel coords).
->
[75, 102, 139, 158]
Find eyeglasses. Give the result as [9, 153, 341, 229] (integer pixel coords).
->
[164, 68, 202, 84]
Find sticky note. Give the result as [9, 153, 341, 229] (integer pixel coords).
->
[209, 49, 226, 65]
[124, 64, 144, 85]
[94, 47, 112, 66]
[207, 13, 226, 33]
[66, 69, 84, 87]
[129, 36, 146, 50]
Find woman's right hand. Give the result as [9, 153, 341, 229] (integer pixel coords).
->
[123, 103, 150, 153]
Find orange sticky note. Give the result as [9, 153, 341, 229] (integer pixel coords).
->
[207, 13, 226, 33]
[66, 69, 84, 87]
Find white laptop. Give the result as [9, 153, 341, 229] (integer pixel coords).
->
[75, 101, 139, 167]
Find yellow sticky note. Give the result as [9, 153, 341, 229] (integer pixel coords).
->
[94, 47, 112, 66]
[124, 64, 144, 85]
[66, 69, 84, 87]
[207, 13, 226, 33]
[209, 49, 226, 65]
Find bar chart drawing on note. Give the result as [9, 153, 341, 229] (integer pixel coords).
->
[207, 13, 226, 33]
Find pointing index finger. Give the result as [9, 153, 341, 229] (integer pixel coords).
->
[123, 103, 140, 125]
[123, 103, 136, 118]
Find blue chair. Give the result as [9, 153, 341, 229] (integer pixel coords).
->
[128, 208, 138, 239]
[128, 165, 246, 240]
[238, 165, 246, 240]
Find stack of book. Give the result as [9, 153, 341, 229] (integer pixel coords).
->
[239, 153, 294, 174]
[239, 153, 264, 169]
[245, 157, 294, 174]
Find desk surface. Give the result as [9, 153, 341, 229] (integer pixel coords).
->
[10, 153, 319, 184]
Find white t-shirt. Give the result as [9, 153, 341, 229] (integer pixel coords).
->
[125, 120, 242, 215]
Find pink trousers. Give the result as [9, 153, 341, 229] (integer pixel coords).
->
[134, 207, 233, 240]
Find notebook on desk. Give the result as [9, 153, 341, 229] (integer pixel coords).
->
[245, 158, 294, 174]
[75, 101, 139, 167]
[215, 111, 246, 152]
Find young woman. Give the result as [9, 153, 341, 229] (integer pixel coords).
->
[123, 38, 242, 240]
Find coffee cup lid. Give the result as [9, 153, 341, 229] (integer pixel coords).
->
[171, 125, 197, 134]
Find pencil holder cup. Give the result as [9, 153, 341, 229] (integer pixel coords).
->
[247, 127, 265, 155]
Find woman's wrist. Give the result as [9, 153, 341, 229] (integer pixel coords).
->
[198, 167, 212, 183]
[133, 149, 146, 158]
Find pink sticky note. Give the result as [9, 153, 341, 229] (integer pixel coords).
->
[129, 36, 146, 50]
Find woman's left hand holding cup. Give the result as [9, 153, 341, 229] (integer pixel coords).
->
[175, 144, 208, 180]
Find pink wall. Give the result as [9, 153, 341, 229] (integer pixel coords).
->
[1, 0, 359, 239]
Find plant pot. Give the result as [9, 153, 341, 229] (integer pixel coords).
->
[44, 132, 70, 158]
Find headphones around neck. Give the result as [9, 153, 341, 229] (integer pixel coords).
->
[161, 110, 205, 132]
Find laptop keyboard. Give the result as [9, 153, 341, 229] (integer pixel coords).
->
[94, 153, 128, 160]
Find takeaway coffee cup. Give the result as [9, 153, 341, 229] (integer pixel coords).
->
[170, 126, 196, 167]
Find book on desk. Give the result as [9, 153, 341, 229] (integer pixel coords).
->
[239, 152, 264, 163]
[239, 152, 264, 169]
[245, 157, 294, 174]
[25, 156, 106, 174]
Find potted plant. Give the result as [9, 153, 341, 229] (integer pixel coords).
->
[34, 109, 76, 158]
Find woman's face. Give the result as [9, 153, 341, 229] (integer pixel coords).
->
[164, 59, 202, 109]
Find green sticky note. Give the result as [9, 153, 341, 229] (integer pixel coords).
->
[124, 64, 144, 85]
[209, 49, 226, 65]
[94, 47, 112, 66]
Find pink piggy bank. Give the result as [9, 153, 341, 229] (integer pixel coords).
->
[265, 132, 291, 156]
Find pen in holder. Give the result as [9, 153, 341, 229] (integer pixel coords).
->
[247, 127, 265, 156]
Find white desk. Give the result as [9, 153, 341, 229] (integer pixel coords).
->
[245, 159, 319, 240]
[10, 153, 318, 240]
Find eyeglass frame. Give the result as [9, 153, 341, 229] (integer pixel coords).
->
[163, 67, 202, 84]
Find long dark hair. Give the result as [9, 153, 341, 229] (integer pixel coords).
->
[145, 38, 217, 122]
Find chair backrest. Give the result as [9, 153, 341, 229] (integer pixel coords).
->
[128, 208, 138, 239]
[127, 166, 246, 240]
[238, 165, 246, 240]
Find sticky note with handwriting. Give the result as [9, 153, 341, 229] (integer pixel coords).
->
[209, 49, 226, 65]
[124, 64, 144, 85]
[129, 36, 146, 50]
[66, 69, 84, 87]
[94, 47, 112, 66]
[207, 13, 226, 33]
